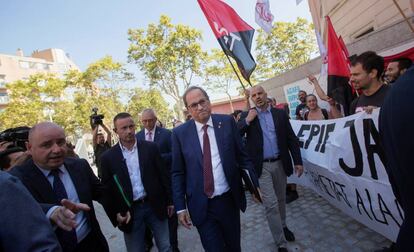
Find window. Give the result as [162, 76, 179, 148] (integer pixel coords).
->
[19, 61, 29, 69]
[0, 74, 5, 88]
[0, 93, 9, 104]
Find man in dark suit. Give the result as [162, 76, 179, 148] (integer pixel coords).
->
[379, 66, 414, 252]
[10, 122, 109, 252]
[137, 108, 179, 252]
[100, 112, 173, 252]
[172, 86, 260, 252]
[0, 170, 61, 252]
[238, 85, 303, 252]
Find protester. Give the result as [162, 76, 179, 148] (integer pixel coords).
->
[349, 51, 390, 114]
[384, 57, 412, 84]
[295, 90, 308, 120]
[0, 170, 62, 251]
[238, 85, 303, 252]
[303, 94, 342, 120]
[379, 66, 414, 252]
[137, 108, 179, 252]
[10, 122, 110, 251]
[171, 86, 260, 252]
[268, 97, 290, 116]
[307, 74, 344, 118]
[92, 122, 112, 178]
[100, 113, 173, 252]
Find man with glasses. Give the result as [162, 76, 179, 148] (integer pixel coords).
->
[137, 109, 178, 252]
[171, 86, 260, 251]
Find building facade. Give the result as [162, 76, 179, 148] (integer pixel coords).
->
[0, 48, 79, 110]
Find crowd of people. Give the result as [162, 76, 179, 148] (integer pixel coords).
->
[0, 50, 412, 252]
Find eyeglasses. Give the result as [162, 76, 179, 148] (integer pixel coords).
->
[187, 99, 209, 110]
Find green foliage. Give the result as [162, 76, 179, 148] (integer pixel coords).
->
[0, 56, 172, 137]
[127, 15, 206, 119]
[254, 18, 317, 81]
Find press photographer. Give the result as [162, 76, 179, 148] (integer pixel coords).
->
[0, 126, 30, 171]
[91, 108, 111, 178]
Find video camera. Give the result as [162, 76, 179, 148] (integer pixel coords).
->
[90, 107, 105, 129]
[0, 126, 30, 150]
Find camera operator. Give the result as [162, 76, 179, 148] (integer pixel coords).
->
[92, 122, 111, 178]
[0, 126, 30, 171]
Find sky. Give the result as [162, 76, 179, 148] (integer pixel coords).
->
[0, 0, 312, 98]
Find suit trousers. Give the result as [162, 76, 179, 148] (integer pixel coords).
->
[124, 201, 171, 252]
[196, 191, 241, 252]
[260, 160, 287, 247]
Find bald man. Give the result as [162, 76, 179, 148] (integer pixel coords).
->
[10, 122, 109, 252]
[237, 86, 303, 252]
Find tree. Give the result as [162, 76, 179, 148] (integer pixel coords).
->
[0, 56, 133, 137]
[127, 15, 206, 119]
[126, 88, 173, 128]
[254, 18, 317, 81]
[65, 56, 133, 133]
[204, 49, 244, 112]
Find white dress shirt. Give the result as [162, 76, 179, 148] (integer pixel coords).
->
[194, 117, 230, 197]
[38, 165, 91, 242]
[120, 141, 146, 200]
[145, 127, 156, 142]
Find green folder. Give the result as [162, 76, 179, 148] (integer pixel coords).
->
[113, 174, 132, 208]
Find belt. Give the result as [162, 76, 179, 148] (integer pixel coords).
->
[263, 157, 280, 163]
[134, 196, 148, 204]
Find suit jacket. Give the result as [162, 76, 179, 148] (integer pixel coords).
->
[136, 126, 172, 169]
[0, 171, 61, 252]
[238, 107, 302, 177]
[100, 138, 172, 232]
[171, 114, 259, 226]
[10, 158, 109, 251]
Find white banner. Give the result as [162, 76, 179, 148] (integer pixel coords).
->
[289, 110, 403, 242]
[255, 0, 274, 34]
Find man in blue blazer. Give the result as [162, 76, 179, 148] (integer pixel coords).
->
[172, 86, 260, 252]
[136, 108, 178, 252]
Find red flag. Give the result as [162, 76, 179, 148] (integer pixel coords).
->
[326, 16, 355, 115]
[198, 0, 256, 83]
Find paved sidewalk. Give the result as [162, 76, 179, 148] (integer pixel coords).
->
[96, 186, 392, 252]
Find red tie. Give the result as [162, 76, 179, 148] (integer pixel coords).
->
[202, 124, 214, 197]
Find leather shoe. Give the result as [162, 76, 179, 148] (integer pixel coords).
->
[278, 247, 288, 252]
[283, 227, 295, 241]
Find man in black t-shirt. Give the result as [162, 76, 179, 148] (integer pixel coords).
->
[349, 51, 390, 114]
[93, 123, 111, 178]
[295, 90, 308, 120]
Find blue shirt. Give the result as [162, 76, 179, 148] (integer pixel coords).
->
[38, 165, 91, 243]
[257, 106, 280, 159]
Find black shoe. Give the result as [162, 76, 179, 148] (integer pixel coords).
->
[283, 227, 295, 242]
[278, 247, 288, 252]
[172, 247, 180, 252]
[286, 190, 299, 204]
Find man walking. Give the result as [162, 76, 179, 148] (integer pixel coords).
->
[100, 113, 173, 252]
[171, 86, 260, 252]
[238, 85, 303, 252]
[137, 108, 179, 252]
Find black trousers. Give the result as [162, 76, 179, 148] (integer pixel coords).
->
[75, 231, 108, 252]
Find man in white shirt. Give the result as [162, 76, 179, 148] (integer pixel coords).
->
[100, 113, 173, 252]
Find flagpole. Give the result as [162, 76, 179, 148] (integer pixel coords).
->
[224, 53, 251, 91]
[392, 0, 414, 33]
